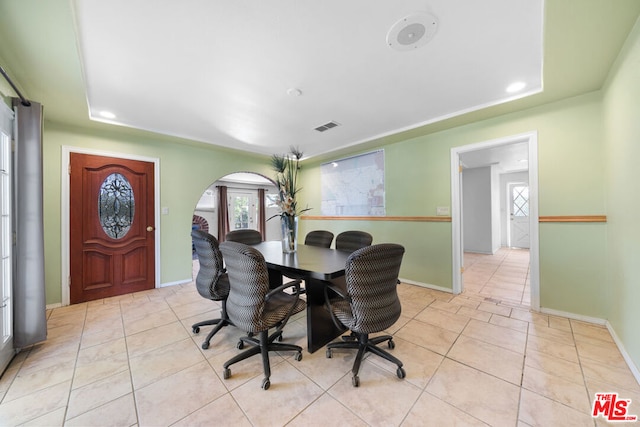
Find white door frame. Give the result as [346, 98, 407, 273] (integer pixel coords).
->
[60, 146, 161, 306]
[450, 131, 540, 310]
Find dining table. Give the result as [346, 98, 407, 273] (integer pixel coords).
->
[251, 241, 351, 353]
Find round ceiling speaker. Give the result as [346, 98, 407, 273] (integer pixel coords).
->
[386, 12, 438, 51]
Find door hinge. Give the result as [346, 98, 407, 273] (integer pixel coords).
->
[68, 276, 71, 287]
[459, 164, 463, 173]
[68, 164, 71, 175]
[460, 267, 465, 274]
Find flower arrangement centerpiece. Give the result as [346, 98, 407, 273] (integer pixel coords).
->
[269, 146, 310, 253]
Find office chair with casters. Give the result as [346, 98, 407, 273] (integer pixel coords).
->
[225, 229, 262, 244]
[190, 230, 233, 350]
[324, 243, 406, 387]
[335, 230, 373, 252]
[304, 230, 334, 248]
[219, 241, 306, 390]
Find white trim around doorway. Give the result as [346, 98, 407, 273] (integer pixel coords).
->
[60, 146, 161, 306]
[450, 131, 540, 310]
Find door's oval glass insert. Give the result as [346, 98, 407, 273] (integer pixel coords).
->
[99, 173, 135, 239]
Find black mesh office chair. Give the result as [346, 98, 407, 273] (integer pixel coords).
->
[304, 230, 334, 248]
[335, 230, 373, 252]
[219, 241, 305, 390]
[324, 243, 406, 387]
[225, 229, 262, 244]
[190, 230, 233, 350]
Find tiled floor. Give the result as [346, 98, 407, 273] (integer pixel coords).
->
[463, 247, 531, 307]
[1, 254, 638, 426]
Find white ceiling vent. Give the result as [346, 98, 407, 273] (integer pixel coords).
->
[387, 12, 438, 51]
[314, 121, 340, 132]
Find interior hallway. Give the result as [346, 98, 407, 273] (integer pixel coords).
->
[463, 247, 531, 307]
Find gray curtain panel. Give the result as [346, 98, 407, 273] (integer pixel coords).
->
[12, 98, 46, 348]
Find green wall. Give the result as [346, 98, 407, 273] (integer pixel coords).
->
[300, 91, 607, 315]
[42, 122, 272, 305]
[603, 19, 640, 374]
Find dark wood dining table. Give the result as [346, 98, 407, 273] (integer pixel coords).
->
[251, 241, 351, 353]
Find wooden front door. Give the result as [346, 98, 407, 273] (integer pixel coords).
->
[70, 153, 155, 303]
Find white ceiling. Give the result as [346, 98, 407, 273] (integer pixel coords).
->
[72, 0, 543, 159]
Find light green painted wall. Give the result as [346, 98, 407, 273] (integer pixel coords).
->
[42, 122, 272, 305]
[602, 18, 640, 374]
[300, 91, 607, 315]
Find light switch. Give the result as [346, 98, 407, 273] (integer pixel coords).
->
[436, 206, 450, 216]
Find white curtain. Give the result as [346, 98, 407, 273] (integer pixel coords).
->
[12, 98, 46, 348]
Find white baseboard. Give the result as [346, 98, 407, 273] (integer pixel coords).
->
[159, 278, 192, 288]
[45, 302, 62, 310]
[400, 277, 453, 294]
[606, 321, 640, 387]
[540, 306, 639, 387]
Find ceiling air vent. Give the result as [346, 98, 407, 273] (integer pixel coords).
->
[314, 121, 340, 132]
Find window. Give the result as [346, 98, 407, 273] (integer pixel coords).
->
[0, 118, 12, 345]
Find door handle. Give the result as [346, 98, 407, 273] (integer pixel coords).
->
[147, 226, 154, 232]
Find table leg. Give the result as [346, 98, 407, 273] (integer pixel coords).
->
[305, 277, 346, 353]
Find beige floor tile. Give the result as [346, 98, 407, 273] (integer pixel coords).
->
[581, 357, 640, 391]
[528, 322, 575, 345]
[328, 361, 422, 426]
[367, 336, 444, 389]
[2, 359, 75, 402]
[414, 307, 470, 334]
[232, 361, 324, 426]
[570, 320, 614, 342]
[522, 364, 591, 413]
[129, 337, 205, 390]
[123, 307, 179, 336]
[125, 321, 190, 358]
[21, 407, 67, 427]
[294, 340, 354, 390]
[519, 388, 595, 427]
[67, 370, 132, 420]
[462, 319, 527, 354]
[585, 377, 640, 425]
[72, 352, 129, 390]
[526, 334, 579, 363]
[0, 380, 70, 426]
[395, 319, 459, 355]
[476, 301, 513, 317]
[402, 392, 489, 426]
[448, 335, 524, 385]
[289, 393, 368, 427]
[456, 305, 493, 322]
[65, 393, 137, 427]
[172, 393, 252, 427]
[489, 313, 529, 333]
[575, 340, 628, 370]
[135, 361, 226, 426]
[80, 325, 125, 349]
[524, 348, 583, 384]
[426, 358, 520, 426]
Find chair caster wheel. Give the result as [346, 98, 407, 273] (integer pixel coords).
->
[277, 333, 283, 342]
[237, 340, 244, 350]
[294, 352, 302, 361]
[352, 375, 360, 387]
[192, 326, 200, 334]
[388, 339, 395, 350]
[326, 349, 332, 358]
[262, 378, 270, 390]
[397, 367, 406, 379]
[223, 368, 231, 379]
[201, 341, 209, 350]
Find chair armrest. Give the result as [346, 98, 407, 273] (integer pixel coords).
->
[325, 283, 351, 303]
[265, 279, 302, 301]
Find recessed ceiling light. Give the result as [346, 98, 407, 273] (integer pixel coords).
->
[506, 82, 526, 93]
[286, 88, 302, 97]
[99, 111, 116, 119]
